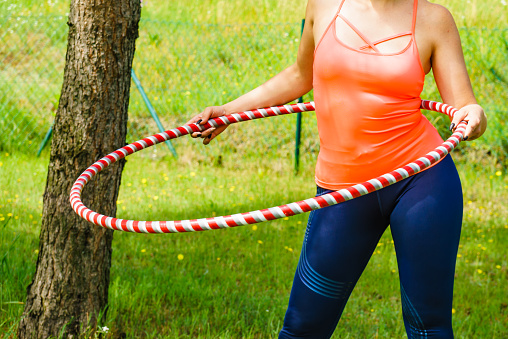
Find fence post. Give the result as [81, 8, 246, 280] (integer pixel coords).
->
[294, 19, 305, 174]
[36, 126, 53, 157]
[131, 69, 178, 158]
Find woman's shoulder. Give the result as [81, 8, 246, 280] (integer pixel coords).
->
[309, 0, 342, 15]
[417, 0, 457, 32]
[305, 0, 342, 27]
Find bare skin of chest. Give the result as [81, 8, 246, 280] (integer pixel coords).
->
[313, 0, 434, 73]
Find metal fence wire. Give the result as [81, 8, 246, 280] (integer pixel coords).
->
[1, 15, 507, 162]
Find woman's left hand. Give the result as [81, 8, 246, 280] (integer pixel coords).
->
[449, 104, 487, 141]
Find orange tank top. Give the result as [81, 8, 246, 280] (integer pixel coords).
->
[313, 0, 444, 190]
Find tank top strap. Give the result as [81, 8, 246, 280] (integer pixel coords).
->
[411, 0, 418, 34]
[336, 0, 347, 15]
[338, 14, 381, 52]
[314, 0, 348, 55]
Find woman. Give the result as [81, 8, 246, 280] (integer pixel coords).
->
[187, 0, 487, 337]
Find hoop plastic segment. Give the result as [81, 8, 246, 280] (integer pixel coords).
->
[70, 100, 466, 233]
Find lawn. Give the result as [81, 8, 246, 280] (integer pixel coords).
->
[1, 148, 507, 337]
[0, 0, 507, 337]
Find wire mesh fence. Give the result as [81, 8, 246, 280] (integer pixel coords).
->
[1, 15, 507, 164]
[128, 19, 309, 161]
[0, 15, 67, 152]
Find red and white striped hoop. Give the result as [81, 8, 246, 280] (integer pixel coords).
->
[70, 100, 466, 233]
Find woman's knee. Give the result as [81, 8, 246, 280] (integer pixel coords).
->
[279, 313, 337, 339]
[401, 284, 454, 338]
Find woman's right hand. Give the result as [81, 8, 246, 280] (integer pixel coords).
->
[186, 106, 230, 145]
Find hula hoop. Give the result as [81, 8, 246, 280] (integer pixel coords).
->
[70, 100, 466, 234]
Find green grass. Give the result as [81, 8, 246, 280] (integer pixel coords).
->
[5, 0, 504, 28]
[1, 151, 507, 337]
[0, 0, 507, 160]
[1, 0, 507, 337]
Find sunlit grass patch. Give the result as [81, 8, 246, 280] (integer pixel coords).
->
[1, 0, 507, 336]
[1, 148, 507, 337]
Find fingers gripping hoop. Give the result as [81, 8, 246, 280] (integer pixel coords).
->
[70, 100, 466, 234]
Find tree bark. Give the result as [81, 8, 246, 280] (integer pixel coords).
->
[18, 1, 140, 337]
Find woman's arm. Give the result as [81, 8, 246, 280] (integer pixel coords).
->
[426, 4, 487, 140]
[188, 0, 317, 144]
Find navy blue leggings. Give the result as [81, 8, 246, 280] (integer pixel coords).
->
[279, 155, 463, 338]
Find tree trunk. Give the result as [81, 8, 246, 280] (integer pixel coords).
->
[18, 1, 140, 337]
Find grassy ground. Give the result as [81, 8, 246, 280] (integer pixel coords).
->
[3, 0, 506, 27]
[1, 0, 507, 159]
[1, 150, 507, 337]
[1, 0, 507, 337]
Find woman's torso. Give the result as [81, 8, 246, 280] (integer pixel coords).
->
[312, 0, 444, 190]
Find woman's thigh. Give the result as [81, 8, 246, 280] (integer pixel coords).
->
[388, 156, 463, 335]
[280, 188, 390, 338]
